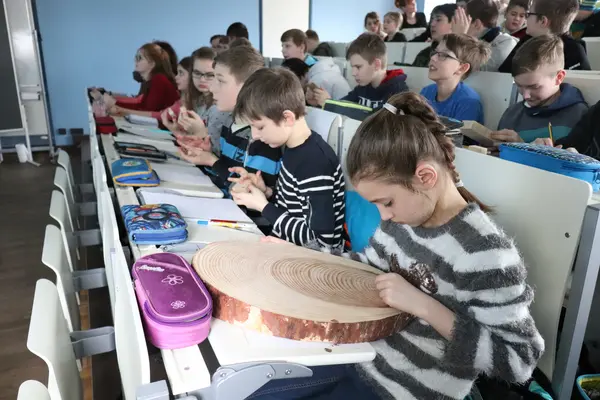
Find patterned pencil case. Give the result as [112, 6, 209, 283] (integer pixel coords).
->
[500, 143, 600, 191]
[112, 158, 160, 187]
[121, 204, 188, 245]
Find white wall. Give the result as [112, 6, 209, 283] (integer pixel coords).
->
[261, 0, 310, 58]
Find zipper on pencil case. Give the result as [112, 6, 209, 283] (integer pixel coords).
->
[131, 231, 188, 244]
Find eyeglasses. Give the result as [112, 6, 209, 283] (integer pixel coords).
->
[430, 51, 460, 62]
[192, 71, 216, 80]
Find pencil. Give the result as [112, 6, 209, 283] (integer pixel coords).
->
[548, 122, 554, 143]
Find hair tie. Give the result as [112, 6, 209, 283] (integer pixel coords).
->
[455, 180, 464, 188]
[382, 103, 404, 115]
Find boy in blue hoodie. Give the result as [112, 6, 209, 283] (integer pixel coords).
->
[312, 33, 408, 110]
[492, 34, 588, 143]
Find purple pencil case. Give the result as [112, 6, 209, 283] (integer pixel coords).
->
[132, 253, 212, 349]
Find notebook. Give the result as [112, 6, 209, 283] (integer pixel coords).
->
[125, 114, 159, 127]
[138, 190, 252, 222]
[150, 163, 213, 186]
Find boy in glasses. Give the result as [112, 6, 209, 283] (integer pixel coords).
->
[420, 33, 491, 124]
[492, 34, 588, 143]
[498, 0, 590, 72]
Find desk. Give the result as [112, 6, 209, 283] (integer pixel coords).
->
[98, 133, 376, 397]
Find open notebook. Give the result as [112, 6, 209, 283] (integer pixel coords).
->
[150, 163, 213, 186]
[137, 190, 252, 222]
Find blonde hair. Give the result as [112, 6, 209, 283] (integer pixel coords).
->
[441, 33, 492, 79]
[511, 34, 565, 76]
[384, 11, 404, 28]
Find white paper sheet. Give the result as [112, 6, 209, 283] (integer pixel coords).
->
[150, 163, 213, 186]
[125, 114, 159, 127]
[138, 191, 252, 222]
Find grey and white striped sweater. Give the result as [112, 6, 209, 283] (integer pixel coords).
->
[316, 203, 544, 399]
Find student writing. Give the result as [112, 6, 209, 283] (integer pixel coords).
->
[253, 92, 543, 400]
[492, 34, 588, 143]
[229, 68, 345, 250]
[420, 33, 490, 124]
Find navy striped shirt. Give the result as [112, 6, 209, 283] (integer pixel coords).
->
[262, 132, 345, 249]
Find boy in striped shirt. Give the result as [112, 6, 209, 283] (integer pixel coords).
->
[229, 67, 345, 250]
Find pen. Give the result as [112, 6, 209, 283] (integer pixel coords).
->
[548, 122, 554, 143]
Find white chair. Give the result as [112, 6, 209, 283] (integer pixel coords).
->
[270, 58, 284, 67]
[306, 107, 343, 151]
[400, 66, 431, 93]
[400, 27, 427, 41]
[454, 148, 591, 381]
[54, 168, 78, 231]
[385, 43, 405, 65]
[27, 279, 84, 400]
[563, 71, 600, 106]
[339, 117, 362, 190]
[17, 380, 51, 400]
[465, 71, 516, 129]
[583, 37, 600, 70]
[327, 42, 348, 58]
[403, 42, 431, 65]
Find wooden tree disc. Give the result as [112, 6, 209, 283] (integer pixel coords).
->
[192, 241, 413, 343]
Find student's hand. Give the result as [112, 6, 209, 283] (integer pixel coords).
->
[103, 93, 116, 108]
[179, 109, 208, 137]
[490, 129, 523, 143]
[161, 109, 185, 135]
[231, 184, 269, 212]
[176, 134, 212, 152]
[260, 236, 290, 245]
[228, 167, 268, 193]
[178, 142, 218, 167]
[532, 138, 579, 153]
[451, 7, 472, 35]
[313, 88, 331, 107]
[375, 273, 430, 316]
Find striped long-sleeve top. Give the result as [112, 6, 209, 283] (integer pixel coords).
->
[314, 203, 544, 399]
[262, 132, 345, 250]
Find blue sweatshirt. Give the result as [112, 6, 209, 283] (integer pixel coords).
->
[342, 69, 408, 110]
[497, 83, 589, 143]
[420, 82, 484, 124]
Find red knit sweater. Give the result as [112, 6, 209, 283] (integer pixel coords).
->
[116, 73, 179, 112]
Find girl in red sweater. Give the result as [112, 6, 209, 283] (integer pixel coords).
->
[105, 43, 179, 113]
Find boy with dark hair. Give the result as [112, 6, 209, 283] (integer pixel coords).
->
[306, 29, 334, 57]
[491, 34, 588, 143]
[226, 22, 249, 40]
[178, 46, 281, 197]
[502, 0, 529, 39]
[229, 37, 252, 48]
[280, 29, 318, 66]
[452, 0, 517, 71]
[312, 33, 408, 109]
[210, 34, 224, 50]
[498, 0, 590, 72]
[230, 68, 345, 250]
[413, 4, 458, 67]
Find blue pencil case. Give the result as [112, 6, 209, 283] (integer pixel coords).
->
[112, 158, 160, 187]
[121, 204, 188, 245]
[500, 143, 600, 191]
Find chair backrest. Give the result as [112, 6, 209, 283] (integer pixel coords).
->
[583, 37, 600, 70]
[100, 190, 118, 313]
[385, 43, 405, 65]
[57, 150, 76, 194]
[17, 380, 51, 400]
[263, 56, 271, 68]
[465, 71, 515, 129]
[53, 168, 78, 231]
[340, 117, 362, 190]
[270, 58, 284, 67]
[113, 245, 151, 399]
[399, 66, 431, 93]
[563, 72, 600, 107]
[327, 42, 348, 58]
[42, 225, 80, 332]
[49, 190, 80, 268]
[400, 27, 427, 41]
[403, 42, 431, 65]
[27, 279, 83, 400]
[454, 148, 591, 379]
[306, 107, 343, 148]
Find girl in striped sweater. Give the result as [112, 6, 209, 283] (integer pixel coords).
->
[252, 91, 544, 400]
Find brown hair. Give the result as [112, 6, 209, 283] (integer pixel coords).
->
[384, 11, 404, 26]
[511, 34, 564, 76]
[466, 0, 500, 28]
[230, 37, 252, 48]
[138, 43, 176, 96]
[346, 33, 387, 64]
[395, 0, 415, 8]
[153, 40, 178, 77]
[214, 45, 265, 84]
[306, 29, 319, 41]
[233, 67, 306, 124]
[531, 0, 579, 33]
[506, 0, 529, 13]
[281, 29, 308, 52]
[440, 33, 492, 79]
[364, 11, 380, 27]
[346, 91, 491, 212]
[185, 47, 215, 111]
